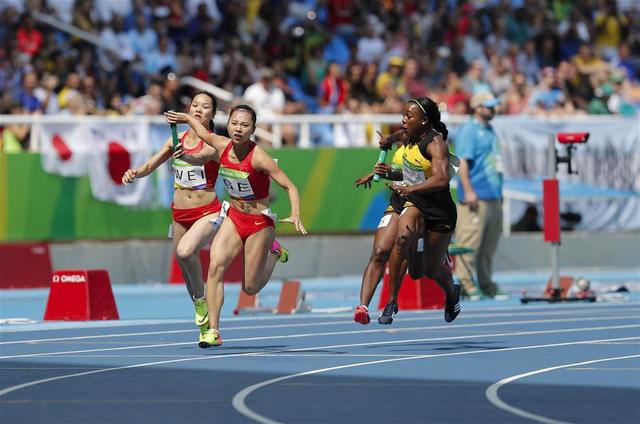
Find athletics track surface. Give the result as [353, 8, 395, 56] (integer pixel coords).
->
[1, 295, 639, 424]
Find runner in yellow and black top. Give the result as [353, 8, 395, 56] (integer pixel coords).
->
[378, 97, 461, 325]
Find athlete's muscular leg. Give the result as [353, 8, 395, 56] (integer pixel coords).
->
[360, 212, 399, 307]
[387, 207, 422, 303]
[206, 219, 243, 330]
[242, 226, 277, 295]
[175, 212, 219, 299]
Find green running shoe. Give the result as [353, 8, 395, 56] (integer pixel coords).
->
[198, 328, 222, 348]
[277, 246, 289, 263]
[194, 298, 209, 327]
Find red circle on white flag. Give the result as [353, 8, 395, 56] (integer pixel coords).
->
[107, 141, 131, 185]
[52, 134, 72, 161]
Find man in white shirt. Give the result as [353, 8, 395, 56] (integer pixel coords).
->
[243, 68, 285, 118]
[243, 68, 286, 146]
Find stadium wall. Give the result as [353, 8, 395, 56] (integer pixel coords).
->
[45, 233, 640, 284]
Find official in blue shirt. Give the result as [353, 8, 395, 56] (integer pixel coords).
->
[453, 92, 505, 299]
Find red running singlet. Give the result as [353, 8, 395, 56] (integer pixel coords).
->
[218, 141, 270, 200]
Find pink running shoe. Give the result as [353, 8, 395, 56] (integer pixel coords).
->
[353, 305, 370, 325]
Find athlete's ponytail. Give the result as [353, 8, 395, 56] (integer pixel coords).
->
[411, 97, 449, 141]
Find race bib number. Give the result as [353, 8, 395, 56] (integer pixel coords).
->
[173, 161, 207, 189]
[402, 166, 426, 186]
[378, 214, 392, 228]
[219, 167, 255, 198]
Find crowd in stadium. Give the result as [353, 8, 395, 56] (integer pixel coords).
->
[1, 0, 639, 150]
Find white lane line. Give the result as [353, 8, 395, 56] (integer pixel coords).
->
[485, 355, 640, 424]
[567, 367, 640, 371]
[231, 337, 640, 424]
[1, 316, 637, 360]
[0, 349, 275, 397]
[3, 301, 638, 335]
[1, 325, 637, 404]
[2, 307, 636, 345]
[0, 324, 637, 365]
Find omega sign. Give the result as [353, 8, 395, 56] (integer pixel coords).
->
[52, 273, 87, 283]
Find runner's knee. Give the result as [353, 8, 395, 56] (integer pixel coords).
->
[175, 242, 196, 261]
[371, 245, 390, 263]
[207, 260, 226, 280]
[243, 283, 260, 295]
[394, 232, 411, 251]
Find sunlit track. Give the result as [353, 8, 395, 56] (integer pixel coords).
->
[485, 355, 640, 424]
[1, 328, 638, 400]
[230, 337, 640, 424]
[2, 301, 637, 335]
[2, 305, 639, 345]
[1, 315, 637, 360]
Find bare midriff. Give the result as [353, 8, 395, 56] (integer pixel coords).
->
[173, 188, 217, 209]
[229, 197, 269, 215]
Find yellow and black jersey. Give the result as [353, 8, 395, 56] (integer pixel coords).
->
[403, 129, 457, 233]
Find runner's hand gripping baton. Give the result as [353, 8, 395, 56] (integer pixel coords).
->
[170, 123, 179, 151]
[372, 149, 387, 182]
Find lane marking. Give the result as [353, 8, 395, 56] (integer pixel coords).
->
[0, 326, 637, 407]
[231, 338, 640, 424]
[1, 316, 637, 360]
[3, 307, 636, 345]
[485, 355, 640, 424]
[3, 301, 638, 334]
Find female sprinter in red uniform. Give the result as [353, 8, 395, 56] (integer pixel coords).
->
[122, 92, 221, 338]
[165, 104, 307, 348]
[378, 97, 461, 325]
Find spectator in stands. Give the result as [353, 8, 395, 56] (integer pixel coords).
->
[128, 14, 158, 64]
[375, 56, 403, 99]
[56, 72, 81, 112]
[527, 67, 575, 115]
[441, 72, 469, 115]
[2, 101, 30, 152]
[318, 62, 346, 114]
[71, 0, 95, 36]
[356, 21, 385, 65]
[243, 67, 286, 146]
[0, 0, 636, 120]
[16, 13, 43, 60]
[453, 92, 505, 300]
[98, 13, 135, 75]
[486, 55, 513, 99]
[400, 57, 428, 100]
[572, 43, 608, 80]
[594, 0, 629, 61]
[614, 43, 637, 81]
[462, 59, 491, 95]
[504, 72, 531, 115]
[15, 72, 42, 113]
[144, 34, 176, 77]
[516, 40, 541, 84]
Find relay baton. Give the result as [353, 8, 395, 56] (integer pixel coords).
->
[170, 123, 179, 151]
[372, 149, 387, 182]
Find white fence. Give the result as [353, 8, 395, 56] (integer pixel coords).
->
[0, 113, 631, 150]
